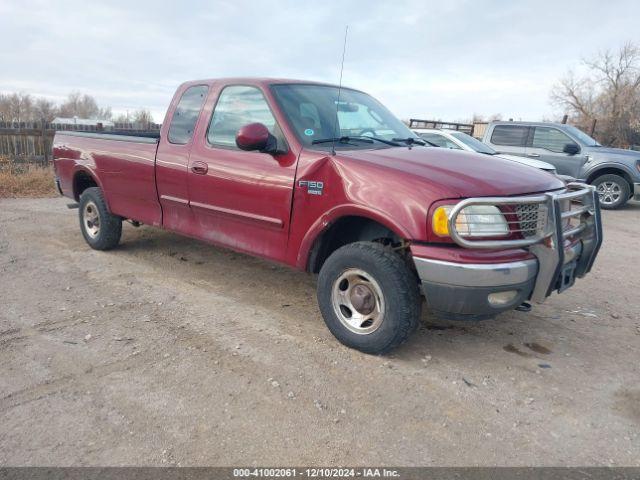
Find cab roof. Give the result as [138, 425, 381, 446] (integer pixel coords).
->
[489, 120, 570, 128]
[180, 77, 344, 89]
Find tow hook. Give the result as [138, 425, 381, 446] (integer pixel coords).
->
[516, 302, 532, 312]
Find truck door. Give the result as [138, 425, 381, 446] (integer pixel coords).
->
[186, 85, 297, 263]
[156, 84, 209, 232]
[526, 126, 587, 178]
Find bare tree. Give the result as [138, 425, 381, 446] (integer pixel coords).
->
[58, 91, 112, 120]
[0, 93, 9, 121]
[112, 113, 130, 124]
[0, 90, 155, 127]
[0, 93, 35, 123]
[33, 98, 59, 122]
[551, 42, 640, 147]
[98, 106, 113, 120]
[131, 108, 154, 127]
[470, 113, 502, 124]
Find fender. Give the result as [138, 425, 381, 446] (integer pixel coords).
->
[295, 203, 413, 270]
[584, 161, 638, 182]
[71, 164, 112, 211]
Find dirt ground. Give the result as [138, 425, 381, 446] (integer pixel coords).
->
[0, 197, 639, 466]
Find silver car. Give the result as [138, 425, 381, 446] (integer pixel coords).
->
[413, 128, 558, 174]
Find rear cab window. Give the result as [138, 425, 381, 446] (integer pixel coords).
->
[168, 85, 209, 145]
[490, 125, 529, 147]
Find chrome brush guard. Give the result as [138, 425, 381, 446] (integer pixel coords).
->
[447, 183, 603, 302]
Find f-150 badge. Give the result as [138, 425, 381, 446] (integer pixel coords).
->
[298, 180, 324, 195]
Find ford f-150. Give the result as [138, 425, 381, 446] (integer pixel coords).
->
[53, 78, 603, 354]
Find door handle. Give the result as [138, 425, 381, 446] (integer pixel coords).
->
[527, 153, 540, 157]
[191, 162, 208, 175]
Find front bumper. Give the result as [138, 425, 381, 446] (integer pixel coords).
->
[414, 183, 602, 319]
[415, 243, 581, 319]
[634, 183, 640, 201]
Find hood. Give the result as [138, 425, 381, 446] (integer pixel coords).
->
[338, 147, 564, 198]
[496, 153, 557, 172]
[587, 146, 640, 160]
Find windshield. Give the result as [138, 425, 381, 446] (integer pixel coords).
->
[271, 84, 419, 149]
[449, 131, 496, 154]
[563, 125, 601, 147]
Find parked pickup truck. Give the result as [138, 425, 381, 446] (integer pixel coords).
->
[483, 121, 640, 209]
[53, 78, 603, 354]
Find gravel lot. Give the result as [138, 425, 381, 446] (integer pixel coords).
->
[0, 197, 639, 466]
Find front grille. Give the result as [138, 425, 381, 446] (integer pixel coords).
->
[515, 203, 547, 238]
[446, 183, 597, 250]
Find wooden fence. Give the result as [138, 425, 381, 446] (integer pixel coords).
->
[0, 121, 161, 171]
[0, 123, 52, 171]
[407, 119, 493, 139]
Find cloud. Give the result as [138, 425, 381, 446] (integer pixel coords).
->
[1, 0, 638, 123]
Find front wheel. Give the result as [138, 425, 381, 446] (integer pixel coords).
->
[78, 187, 122, 250]
[592, 174, 630, 209]
[317, 242, 421, 354]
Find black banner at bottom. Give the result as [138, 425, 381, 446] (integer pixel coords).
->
[1, 468, 640, 480]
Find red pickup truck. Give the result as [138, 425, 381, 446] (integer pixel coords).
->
[53, 78, 602, 354]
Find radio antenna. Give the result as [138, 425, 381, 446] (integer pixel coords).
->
[331, 25, 349, 156]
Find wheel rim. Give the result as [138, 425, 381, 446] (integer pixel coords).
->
[331, 268, 385, 335]
[83, 201, 101, 238]
[596, 181, 622, 205]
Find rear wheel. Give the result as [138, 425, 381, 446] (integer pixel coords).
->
[317, 242, 421, 354]
[79, 187, 122, 250]
[592, 174, 630, 209]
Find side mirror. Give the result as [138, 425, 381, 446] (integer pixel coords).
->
[235, 122, 277, 154]
[563, 143, 580, 155]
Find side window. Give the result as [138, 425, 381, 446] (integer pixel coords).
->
[532, 127, 573, 153]
[208, 86, 283, 148]
[168, 85, 209, 145]
[490, 125, 529, 147]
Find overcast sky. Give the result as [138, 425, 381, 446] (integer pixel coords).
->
[1, 0, 638, 123]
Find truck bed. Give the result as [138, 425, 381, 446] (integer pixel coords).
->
[53, 131, 162, 227]
[56, 130, 160, 142]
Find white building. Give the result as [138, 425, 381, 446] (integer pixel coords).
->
[51, 117, 115, 130]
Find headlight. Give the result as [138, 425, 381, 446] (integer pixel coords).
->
[432, 205, 509, 238]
